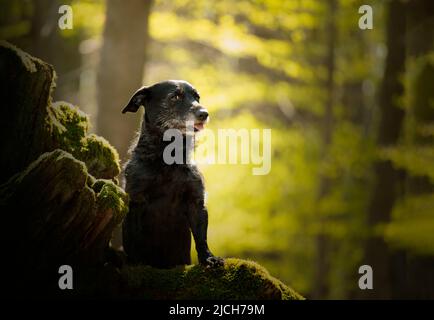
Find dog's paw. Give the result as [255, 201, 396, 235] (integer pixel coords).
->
[202, 256, 224, 268]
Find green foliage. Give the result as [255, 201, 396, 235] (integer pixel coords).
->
[381, 146, 434, 182]
[381, 53, 434, 256]
[384, 194, 434, 255]
[407, 54, 434, 123]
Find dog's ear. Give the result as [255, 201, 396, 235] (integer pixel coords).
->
[122, 86, 150, 113]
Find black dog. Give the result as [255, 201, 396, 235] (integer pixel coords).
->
[121, 80, 223, 268]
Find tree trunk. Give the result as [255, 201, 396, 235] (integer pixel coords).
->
[313, 0, 337, 299]
[363, 0, 407, 299]
[394, 0, 434, 299]
[97, 0, 153, 249]
[28, 0, 82, 103]
[97, 0, 153, 162]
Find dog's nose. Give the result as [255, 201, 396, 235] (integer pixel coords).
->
[196, 108, 209, 121]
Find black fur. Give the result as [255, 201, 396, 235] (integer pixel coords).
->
[122, 80, 223, 268]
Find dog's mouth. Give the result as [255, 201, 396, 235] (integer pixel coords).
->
[194, 122, 205, 132]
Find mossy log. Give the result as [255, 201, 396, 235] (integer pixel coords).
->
[0, 149, 127, 267]
[119, 259, 303, 300]
[0, 41, 302, 299]
[60, 259, 303, 300]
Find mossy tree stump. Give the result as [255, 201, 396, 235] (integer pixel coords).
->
[0, 41, 127, 296]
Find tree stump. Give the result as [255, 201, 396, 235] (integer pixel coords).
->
[0, 41, 127, 296]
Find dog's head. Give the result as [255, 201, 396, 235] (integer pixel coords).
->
[122, 80, 209, 133]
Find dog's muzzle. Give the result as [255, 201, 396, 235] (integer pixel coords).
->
[194, 108, 209, 131]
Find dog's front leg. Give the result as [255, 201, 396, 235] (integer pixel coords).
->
[188, 207, 224, 267]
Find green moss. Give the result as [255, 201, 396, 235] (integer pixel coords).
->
[121, 258, 303, 300]
[47, 101, 120, 179]
[94, 179, 129, 226]
[48, 101, 89, 151]
[80, 134, 120, 179]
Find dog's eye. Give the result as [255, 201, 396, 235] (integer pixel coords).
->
[172, 92, 183, 101]
[192, 91, 200, 101]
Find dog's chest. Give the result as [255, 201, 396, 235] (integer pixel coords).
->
[145, 165, 204, 212]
